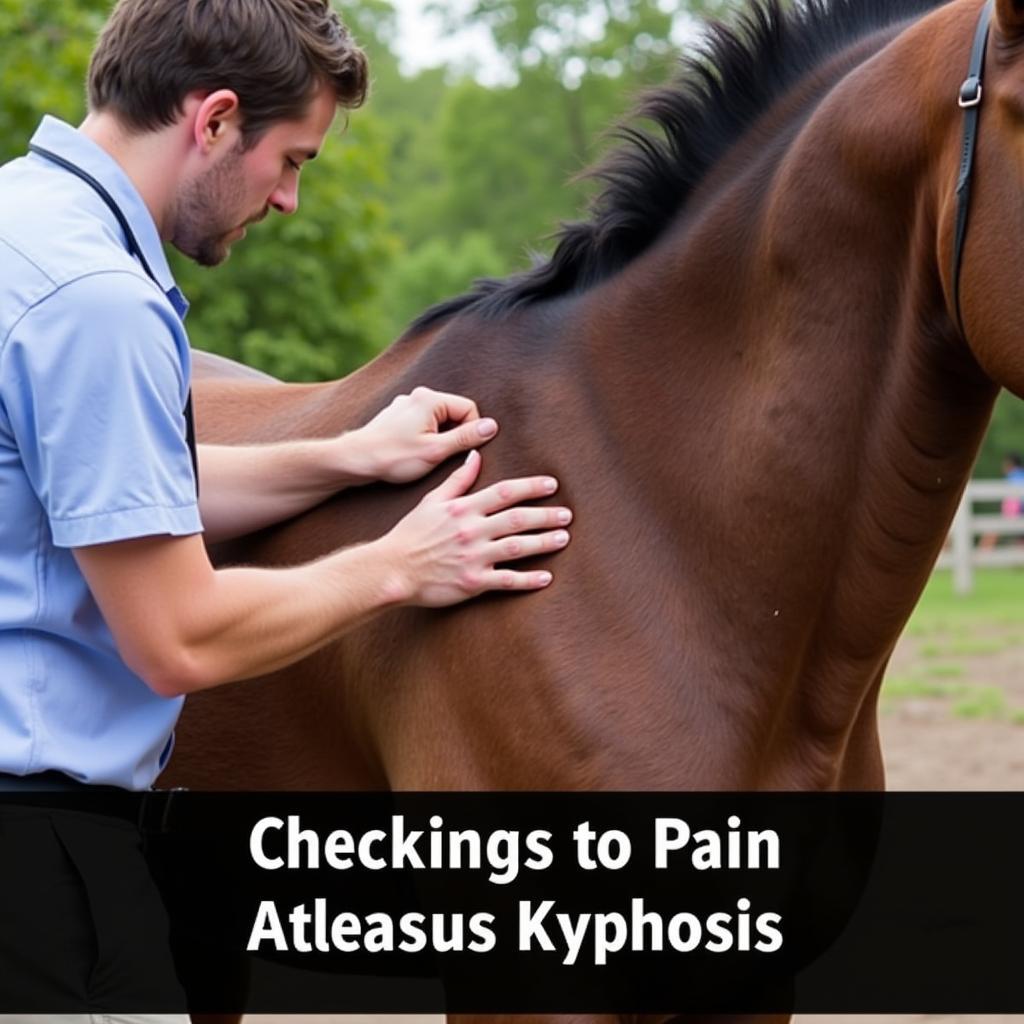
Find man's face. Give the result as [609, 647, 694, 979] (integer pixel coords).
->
[170, 83, 337, 266]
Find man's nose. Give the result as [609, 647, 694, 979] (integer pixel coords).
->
[270, 180, 299, 215]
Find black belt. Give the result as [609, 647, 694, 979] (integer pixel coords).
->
[0, 770, 124, 793]
[0, 773, 186, 834]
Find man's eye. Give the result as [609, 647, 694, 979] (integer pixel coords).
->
[287, 158, 301, 173]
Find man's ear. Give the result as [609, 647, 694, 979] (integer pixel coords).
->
[995, 0, 1024, 43]
[192, 90, 242, 154]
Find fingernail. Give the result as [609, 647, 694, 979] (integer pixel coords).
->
[557, 509, 572, 525]
[476, 418, 498, 438]
[545, 477, 558, 493]
[554, 531, 569, 546]
[464, 449, 477, 465]
[538, 572, 553, 586]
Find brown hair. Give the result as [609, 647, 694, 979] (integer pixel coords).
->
[87, 0, 368, 144]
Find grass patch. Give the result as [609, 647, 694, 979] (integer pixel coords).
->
[942, 638, 1007, 656]
[906, 569, 1024, 637]
[888, 571, 1024, 723]
[952, 687, 1007, 720]
[882, 676, 968, 700]
[882, 671, 1014, 723]
[922, 662, 965, 679]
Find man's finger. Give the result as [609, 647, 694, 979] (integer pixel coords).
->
[486, 505, 572, 539]
[478, 568, 554, 592]
[428, 448, 482, 501]
[433, 417, 498, 460]
[471, 475, 559, 514]
[487, 529, 570, 563]
[416, 388, 480, 425]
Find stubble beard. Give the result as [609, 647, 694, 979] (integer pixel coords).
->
[170, 143, 248, 268]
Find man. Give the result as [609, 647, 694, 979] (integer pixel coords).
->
[0, 0, 571, 1011]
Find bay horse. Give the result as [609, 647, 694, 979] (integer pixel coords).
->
[163, 0, 1024, 1018]
[164, 0, 1020, 801]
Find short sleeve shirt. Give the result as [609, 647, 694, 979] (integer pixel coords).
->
[0, 116, 203, 790]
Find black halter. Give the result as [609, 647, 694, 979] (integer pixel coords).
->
[952, 0, 995, 336]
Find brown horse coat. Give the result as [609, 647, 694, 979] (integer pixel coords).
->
[163, 0, 1024, 799]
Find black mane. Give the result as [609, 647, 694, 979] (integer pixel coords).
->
[410, 0, 948, 331]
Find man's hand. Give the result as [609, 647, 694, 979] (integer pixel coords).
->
[74, 449, 571, 696]
[347, 386, 499, 484]
[196, 387, 533, 544]
[375, 449, 572, 607]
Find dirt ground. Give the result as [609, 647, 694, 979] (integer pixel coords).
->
[252, 629, 1023, 1024]
[879, 620, 1024, 790]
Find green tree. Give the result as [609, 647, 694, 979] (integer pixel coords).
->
[375, 231, 505, 340]
[0, 0, 108, 162]
[978, 392, 1024, 479]
[404, 0, 729, 268]
[431, 0, 729, 158]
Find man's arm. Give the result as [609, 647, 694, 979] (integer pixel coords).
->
[74, 451, 571, 697]
[198, 387, 500, 543]
[197, 437, 365, 542]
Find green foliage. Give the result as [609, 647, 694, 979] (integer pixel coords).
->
[375, 232, 506, 340]
[977, 390, 1024, 479]
[397, 2, 695, 267]
[430, 0, 725, 90]
[0, 0, 108, 163]
[434, 74, 589, 261]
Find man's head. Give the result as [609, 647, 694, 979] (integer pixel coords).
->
[86, 0, 368, 264]
[88, 0, 367, 148]
[163, 79, 339, 266]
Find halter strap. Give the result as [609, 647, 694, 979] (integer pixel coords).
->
[952, 0, 995, 336]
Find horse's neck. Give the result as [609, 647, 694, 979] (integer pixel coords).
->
[571, 3, 997, 674]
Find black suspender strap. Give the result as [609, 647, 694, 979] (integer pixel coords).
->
[952, 0, 995, 336]
[28, 142, 200, 497]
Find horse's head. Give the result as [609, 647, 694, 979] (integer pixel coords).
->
[954, 0, 1024, 395]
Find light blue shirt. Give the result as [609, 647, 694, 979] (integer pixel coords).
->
[0, 116, 203, 790]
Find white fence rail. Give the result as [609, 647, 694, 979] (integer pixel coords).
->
[937, 480, 1024, 594]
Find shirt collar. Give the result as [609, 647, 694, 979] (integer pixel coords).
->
[28, 116, 186, 310]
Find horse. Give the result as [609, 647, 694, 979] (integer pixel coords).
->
[159, 0, 1024, 1017]
[161, 0, 1023, 799]
[159, 0, 1018, 804]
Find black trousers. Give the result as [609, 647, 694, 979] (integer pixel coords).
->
[0, 802, 186, 1014]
